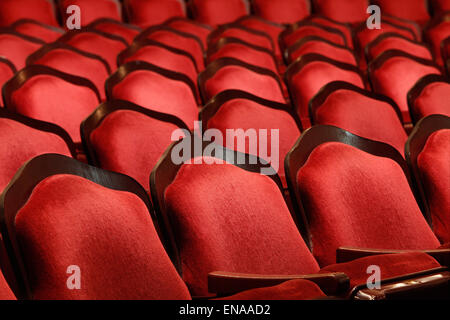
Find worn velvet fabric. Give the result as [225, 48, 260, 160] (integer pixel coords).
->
[0, 118, 72, 193]
[297, 142, 440, 267]
[0, 33, 42, 69]
[13, 22, 62, 43]
[124, 0, 186, 28]
[368, 37, 433, 62]
[15, 174, 191, 300]
[0, 0, 58, 27]
[413, 81, 450, 119]
[60, 0, 121, 27]
[92, 21, 140, 44]
[90, 110, 182, 191]
[314, 89, 407, 155]
[10, 74, 99, 143]
[190, 0, 247, 26]
[31, 48, 110, 100]
[164, 161, 320, 296]
[373, 0, 430, 25]
[417, 130, 450, 243]
[111, 70, 198, 128]
[288, 40, 357, 65]
[371, 56, 441, 123]
[313, 0, 369, 24]
[252, 0, 310, 24]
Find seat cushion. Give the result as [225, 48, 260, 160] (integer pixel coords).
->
[0, 33, 42, 69]
[13, 21, 63, 43]
[413, 82, 450, 119]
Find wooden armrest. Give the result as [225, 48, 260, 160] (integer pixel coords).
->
[336, 247, 450, 267]
[207, 271, 349, 296]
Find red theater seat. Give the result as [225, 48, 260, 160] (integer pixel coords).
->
[0, 58, 16, 92]
[368, 50, 441, 125]
[285, 125, 446, 268]
[382, 14, 422, 41]
[208, 24, 274, 52]
[284, 53, 365, 129]
[285, 36, 357, 66]
[424, 12, 450, 67]
[431, 0, 450, 14]
[118, 39, 199, 90]
[312, 0, 368, 25]
[252, 0, 310, 24]
[0, 268, 15, 300]
[309, 81, 407, 155]
[366, 33, 433, 63]
[307, 15, 353, 49]
[408, 74, 450, 123]
[136, 26, 205, 71]
[106, 61, 199, 129]
[198, 57, 285, 104]
[165, 17, 212, 48]
[59, 0, 122, 27]
[3, 65, 101, 144]
[0, 0, 58, 27]
[207, 38, 279, 74]
[0, 30, 44, 70]
[11, 19, 64, 43]
[189, 0, 249, 26]
[373, 0, 430, 26]
[27, 42, 111, 101]
[406, 115, 450, 244]
[442, 36, 450, 76]
[124, 0, 186, 28]
[58, 29, 128, 71]
[81, 100, 189, 192]
[199, 90, 301, 187]
[89, 18, 141, 44]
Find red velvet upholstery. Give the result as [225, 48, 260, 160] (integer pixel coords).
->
[164, 161, 320, 296]
[413, 81, 450, 119]
[60, 0, 121, 27]
[166, 18, 211, 48]
[370, 55, 441, 123]
[209, 27, 274, 52]
[252, 0, 310, 24]
[313, 88, 407, 155]
[90, 110, 183, 191]
[0, 269, 15, 300]
[219, 279, 326, 300]
[382, 15, 422, 41]
[0, 33, 43, 69]
[9, 73, 100, 143]
[431, 0, 450, 13]
[373, 0, 430, 25]
[140, 28, 204, 70]
[288, 39, 357, 66]
[205, 99, 300, 186]
[320, 252, 442, 289]
[0, 60, 15, 91]
[91, 21, 140, 44]
[29, 47, 110, 100]
[0, 117, 72, 193]
[202, 64, 285, 103]
[425, 20, 450, 66]
[283, 24, 346, 49]
[296, 142, 440, 266]
[0, 0, 58, 27]
[313, 0, 368, 24]
[15, 174, 191, 300]
[417, 129, 450, 243]
[287, 60, 364, 128]
[121, 43, 198, 87]
[124, 0, 186, 28]
[109, 70, 198, 128]
[368, 35, 433, 62]
[190, 0, 248, 26]
[13, 21, 63, 43]
[208, 42, 278, 73]
[308, 16, 353, 49]
[61, 31, 127, 71]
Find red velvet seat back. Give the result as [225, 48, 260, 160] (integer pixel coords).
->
[0, 0, 58, 27]
[0, 60, 15, 91]
[312, 84, 407, 155]
[252, 0, 310, 24]
[0, 33, 44, 69]
[307, 16, 353, 49]
[0, 117, 72, 192]
[90, 20, 141, 44]
[417, 129, 450, 243]
[369, 52, 441, 124]
[410, 78, 450, 120]
[296, 142, 440, 266]
[425, 19, 450, 66]
[282, 23, 347, 49]
[14, 173, 190, 299]
[165, 18, 211, 48]
[0, 269, 15, 300]
[209, 26, 274, 52]
[124, 0, 186, 28]
[313, 0, 368, 24]
[367, 34, 433, 62]
[164, 160, 319, 296]
[190, 0, 248, 26]
[90, 109, 184, 191]
[12, 20, 63, 43]
[373, 0, 430, 25]
[108, 65, 198, 129]
[60, 0, 121, 27]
